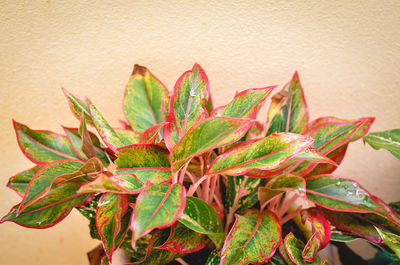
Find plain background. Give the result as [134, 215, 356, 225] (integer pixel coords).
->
[0, 1, 399, 264]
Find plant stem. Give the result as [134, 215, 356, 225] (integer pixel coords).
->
[188, 175, 208, 197]
[224, 176, 248, 233]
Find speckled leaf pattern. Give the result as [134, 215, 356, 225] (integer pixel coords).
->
[171, 117, 254, 172]
[266, 72, 308, 134]
[267, 174, 305, 195]
[139, 123, 166, 144]
[63, 126, 110, 165]
[124, 64, 170, 133]
[212, 86, 275, 119]
[306, 174, 397, 222]
[14, 121, 82, 164]
[7, 165, 42, 197]
[321, 208, 383, 243]
[207, 133, 314, 176]
[221, 209, 282, 265]
[96, 193, 130, 261]
[375, 227, 400, 258]
[265, 254, 287, 265]
[164, 64, 211, 149]
[205, 250, 222, 265]
[131, 182, 186, 246]
[0, 182, 91, 228]
[364, 129, 400, 160]
[225, 176, 266, 215]
[79, 173, 143, 194]
[178, 196, 225, 248]
[305, 144, 348, 177]
[116, 129, 142, 145]
[283, 233, 327, 265]
[300, 208, 331, 262]
[18, 160, 85, 214]
[158, 222, 207, 253]
[62, 87, 94, 126]
[115, 144, 171, 184]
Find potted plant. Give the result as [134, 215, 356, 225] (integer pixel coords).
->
[2, 63, 399, 265]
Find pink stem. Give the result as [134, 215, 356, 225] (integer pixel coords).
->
[188, 175, 209, 197]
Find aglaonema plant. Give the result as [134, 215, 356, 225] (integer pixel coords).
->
[2, 63, 400, 265]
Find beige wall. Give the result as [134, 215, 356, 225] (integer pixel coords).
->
[1, 1, 399, 264]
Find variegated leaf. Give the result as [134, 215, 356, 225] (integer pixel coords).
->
[62, 87, 93, 125]
[164, 63, 211, 149]
[207, 133, 314, 176]
[375, 227, 400, 258]
[221, 209, 282, 265]
[14, 121, 81, 164]
[96, 193, 130, 262]
[364, 129, 400, 160]
[115, 144, 171, 184]
[139, 123, 166, 144]
[79, 173, 143, 194]
[266, 72, 308, 134]
[131, 182, 186, 246]
[212, 86, 275, 119]
[124, 64, 170, 133]
[7, 165, 42, 197]
[282, 233, 327, 265]
[171, 117, 254, 172]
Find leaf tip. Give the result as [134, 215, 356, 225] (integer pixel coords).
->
[132, 64, 147, 76]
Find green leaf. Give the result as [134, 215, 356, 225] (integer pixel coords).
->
[115, 144, 171, 184]
[62, 87, 94, 126]
[178, 196, 224, 248]
[139, 123, 166, 144]
[225, 175, 266, 215]
[0, 182, 91, 228]
[364, 129, 400, 160]
[96, 193, 130, 262]
[171, 117, 254, 172]
[205, 249, 221, 265]
[158, 222, 207, 253]
[18, 160, 85, 214]
[300, 208, 331, 262]
[13, 121, 82, 164]
[306, 174, 396, 221]
[116, 129, 142, 145]
[212, 86, 275, 119]
[124, 64, 170, 133]
[131, 182, 186, 246]
[63, 126, 109, 165]
[164, 63, 211, 149]
[265, 253, 287, 265]
[330, 229, 358, 242]
[282, 233, 327, 265]
[7, 165, 42, 197]
[221, 209, 282, 265]
[79, 173, 143, 194]
[266, 72, 308, 134]
[306, 144, 348, 176]
[267, 174, 306, 195]
[207, 133, 314, 176]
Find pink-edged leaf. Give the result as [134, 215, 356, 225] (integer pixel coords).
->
[267, 174, 306, 195]
[79, 173, 143, 194]
[281, 233, 327, 265]
[116, 129, 142, 145]
[131, 182, 186, 247]
[0, 182, 92, 228]
[212, 86, 275, 119]
[62, 126, 109, 165]
[139, 123, 166, 144]
[115, 144, 171, 184]
[96, 193, 130, 262]
[13, 121, 82, 164]
[79, 112, 97, 159]
[300, 208, 331, 262]
[123, 64, 170, 133]
[164, 63, 211, 150]
[17, 160, 85, 215]
[306, 144, 348, 176]
[62, 87, 94, 126]
[221, 209, 282, 265]
[306, 174, 398, 223]
[266, 72, 308, 135]
[207, 133, 314, 176]
[171, 117, 254, 172]
[158, 222, 207, 254]
[7, 165, 42, 197]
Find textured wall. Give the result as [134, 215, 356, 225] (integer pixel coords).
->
[1, 1, 399, 264]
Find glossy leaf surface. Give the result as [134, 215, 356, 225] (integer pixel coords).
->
[96, 193, 130, 261]
[364, 129, 400, 160]
[62, 87, 93, 125]
[208, 133, 313, 176]
[283, 233, 326, 265]
[221, 209, 281, 265]
[267, 174, 305, 195]
[266, 72, 308, 134]
[124, 64, 169, 133]
[14, 121, 81, 164]
[158, 222, 207, 253]
[164, 63, 211, 149]
[178, 196, 224, 248]
[79, 173, 143, 194]
[139, 123, 166, 144]
[131, 183, 185, 245]
[213, 86, 274, 119]
[171, 117, 253, 171]
[306, 174, 395, 221]
[7, 166, 42, 197]
[375, 227, 400, 258]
